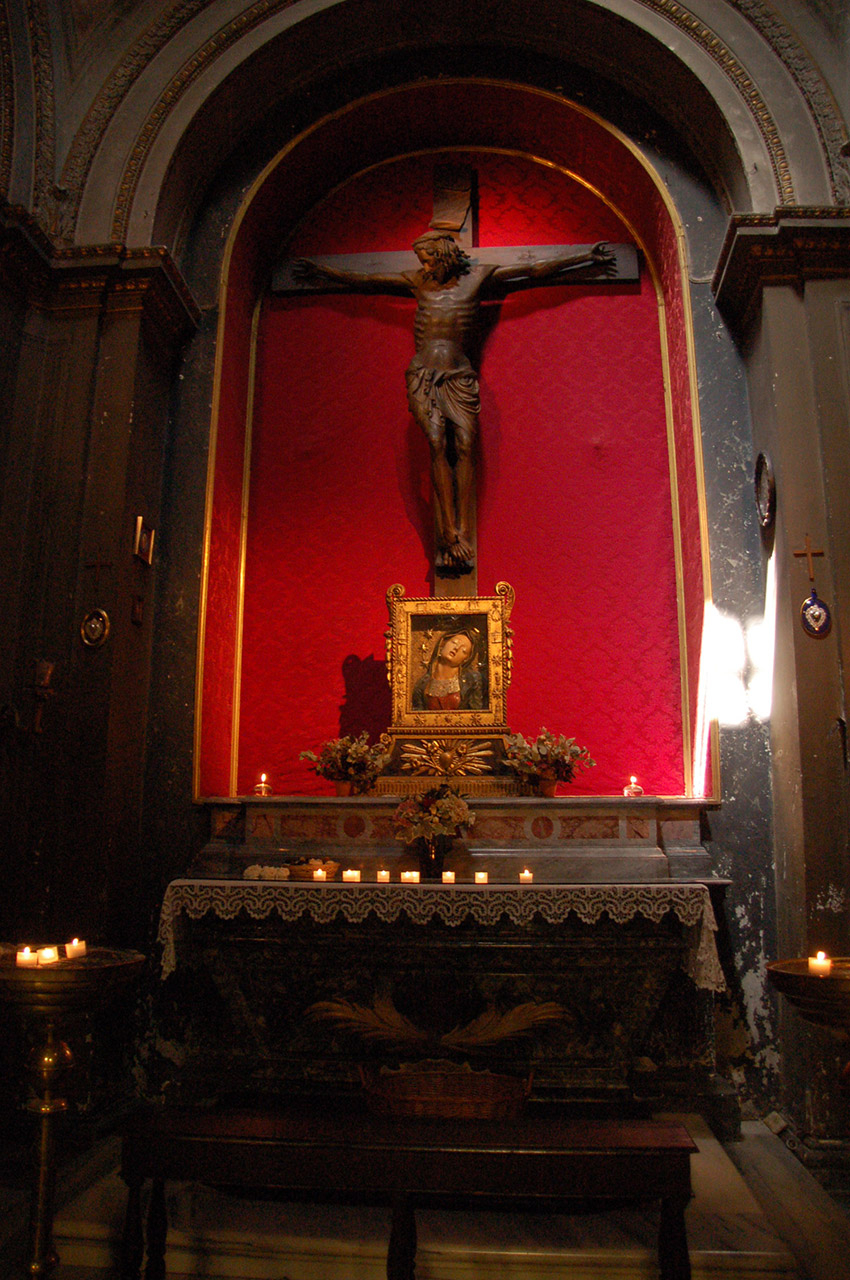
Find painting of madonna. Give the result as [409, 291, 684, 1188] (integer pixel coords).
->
[411, 625, 488, 711]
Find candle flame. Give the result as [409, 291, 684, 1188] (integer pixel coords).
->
[817, 950, 827, 962]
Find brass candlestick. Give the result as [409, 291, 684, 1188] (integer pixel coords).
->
[0, 947, 145, 1279]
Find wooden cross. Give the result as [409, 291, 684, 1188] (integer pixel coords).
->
[273, 166, 639, 295]
[793, 534, 825, 582]
[273, 166, 639, 595]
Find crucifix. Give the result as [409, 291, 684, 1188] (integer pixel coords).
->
[274, 165, 639, 594]
[793, 533, 825, 582]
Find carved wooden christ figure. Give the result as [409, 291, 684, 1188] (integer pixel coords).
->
[293, 232, 617, 574]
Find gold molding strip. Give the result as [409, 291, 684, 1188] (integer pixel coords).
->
[228, 299, 261, 795]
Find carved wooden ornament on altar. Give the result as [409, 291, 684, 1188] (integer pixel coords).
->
[377, 582, 517, 795]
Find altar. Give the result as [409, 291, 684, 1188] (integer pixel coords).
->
[149, 873, 725, 1112]
[173, 157, 728, 1121]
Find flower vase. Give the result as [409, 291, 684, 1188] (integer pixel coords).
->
[537, 776, 557, 798]
[415, 835, 451, 880]
[334, 780, 353, 796]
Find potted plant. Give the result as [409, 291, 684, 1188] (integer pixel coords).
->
[504, 728, 594, 796]
[300, 731, 390, 794]
[392, 783, 475, 879]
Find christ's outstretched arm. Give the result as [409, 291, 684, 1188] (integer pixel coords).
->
[490, 240, 616, 286]
[292, 259, 410, 292]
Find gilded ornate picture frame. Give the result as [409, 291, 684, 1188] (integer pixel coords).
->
[385, 583, 514, 731]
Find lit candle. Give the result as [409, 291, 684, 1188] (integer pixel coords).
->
[442, 870, 455, 884]
[65, 938, 87, 959]
[623, 775, 644, 797]
[342, 869, 361, 882]
[519, 869, 534, 883]
[474, 871, 488, 885]
[401, 870, 420, 884]
[16, 947, 37, 968]
[253, 773, 272, 796]
[312, 867, 327, 881]
[37, 946, 60, 965]
[808, 950, 832, 976]
[376, 869, 390, 883]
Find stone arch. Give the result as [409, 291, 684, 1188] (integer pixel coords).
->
[60, 0, 842, 250]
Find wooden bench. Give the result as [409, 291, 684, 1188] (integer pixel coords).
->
[121, 1102, 697, 1280]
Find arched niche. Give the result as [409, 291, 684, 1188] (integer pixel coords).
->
[194, 80, 715, 800]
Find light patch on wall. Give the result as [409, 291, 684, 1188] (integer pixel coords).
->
[692, 555, 775, 793]
[740, 963, 771, 1035]
[746, 551, 776, 722]
[704, 604, 749, 726]
[701, 554, 777, 729]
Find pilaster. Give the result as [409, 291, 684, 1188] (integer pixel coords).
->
[0, 204, 199, 945]
[712, 207, 850, 1139]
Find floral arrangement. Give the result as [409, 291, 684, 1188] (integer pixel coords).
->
[300, 732, 390, 792]
[504, 728, 595, 783]
[392, 783, 476, 843]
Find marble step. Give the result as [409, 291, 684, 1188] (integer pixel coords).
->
[47, 1115, 805, 1280]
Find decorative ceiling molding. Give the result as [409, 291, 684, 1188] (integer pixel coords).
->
[731, 0, 850, 204]
[0, 2, 13, 198]
[26, 0, 56, 225]
[34, 0, 850, 242]
[636, 0, 794, 204]
[110, 0, 805, 241]
[57, 0, 291, 244]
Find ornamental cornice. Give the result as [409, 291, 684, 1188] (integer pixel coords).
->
[712, 207, 850, 329]
[0, 203, 199, 341]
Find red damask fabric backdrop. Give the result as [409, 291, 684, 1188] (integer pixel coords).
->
[231, 151, 685, 796]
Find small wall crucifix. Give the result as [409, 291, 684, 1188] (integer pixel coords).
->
[274, 165, 639, 593]
[793, 533, 824, 582]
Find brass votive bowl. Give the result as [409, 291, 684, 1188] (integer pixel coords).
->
[0, 946, 146, 1019]
[767, 958, 850, 1036]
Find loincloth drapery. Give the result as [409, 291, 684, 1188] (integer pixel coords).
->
[406, 358, 481, 430]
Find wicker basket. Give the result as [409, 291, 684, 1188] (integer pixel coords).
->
[286, 859, 340, 880]
[360, 1060, 531, 1120]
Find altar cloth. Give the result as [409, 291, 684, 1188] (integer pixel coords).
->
[157, 879, 724, 991]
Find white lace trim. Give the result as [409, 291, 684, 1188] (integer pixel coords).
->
[158, 879, 725, 991]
